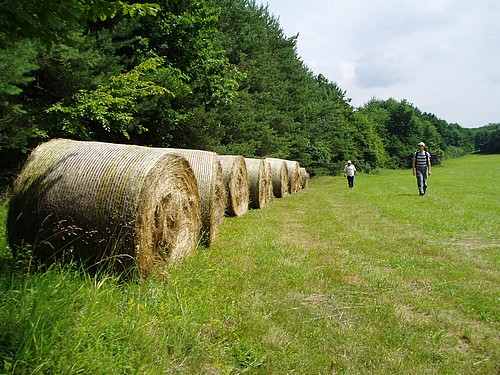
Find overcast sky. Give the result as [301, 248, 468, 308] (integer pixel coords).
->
[260, 0, 500, 128]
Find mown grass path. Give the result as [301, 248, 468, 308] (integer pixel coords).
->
[1, 154, 499, 374]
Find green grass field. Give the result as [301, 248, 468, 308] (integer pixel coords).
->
[1, 154, 499, 374]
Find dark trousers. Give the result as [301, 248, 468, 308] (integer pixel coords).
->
[416, 167, 428, 195]
[347, 176, 355, 188]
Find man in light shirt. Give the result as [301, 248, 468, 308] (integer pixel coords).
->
[343, 160, 357, 189]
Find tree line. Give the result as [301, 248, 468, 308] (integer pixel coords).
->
[1, 0, 498, 189]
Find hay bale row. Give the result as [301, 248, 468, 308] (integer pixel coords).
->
[244, 157, 308, 207]
[260, 157, 301, 195]
[7, 138, 310, 277]
[7, 139, 201, 277]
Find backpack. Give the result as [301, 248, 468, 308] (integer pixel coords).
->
[414, 151, 430, 164]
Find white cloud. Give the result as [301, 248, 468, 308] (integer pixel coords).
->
[262, 0, 500, 127]
[355, 51, 408, 88]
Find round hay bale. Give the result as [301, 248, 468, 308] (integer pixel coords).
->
[300, 167, 310, 189]
[165, 148, 227, 247]
[286, 160, 301, 193]
[263, 160, 274, 204]
[7, 139, 201, 277]
[244, 158, 267, 209]
[265, 158, 289, 198]
[217, 155, 249, 217]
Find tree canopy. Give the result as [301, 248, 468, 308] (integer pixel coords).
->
[0, 0, 494, 188]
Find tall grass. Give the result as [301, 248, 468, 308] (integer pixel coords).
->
[1, 154, 499, 374]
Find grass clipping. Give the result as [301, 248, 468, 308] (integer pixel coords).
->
[166, 148, 227, 247]
[218, 155, 249, 217]
[7, 139, 201, 277]
[265, 158, 290, 198]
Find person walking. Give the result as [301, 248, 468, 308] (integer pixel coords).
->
[412, 142, 431, 195]
[343, 160, 357, 189]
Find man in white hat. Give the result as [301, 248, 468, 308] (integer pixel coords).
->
[412, 142, 431, 195]
[343, 160, 357, 189]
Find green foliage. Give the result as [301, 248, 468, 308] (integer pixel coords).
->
[352, 112, 387, 172]
[0, 0, 161, 46]
[358, 98, 471, 168]
[116, 0, 244, 149]
[0, 40, 39, 152]
[0, 3, 163, 185]
[47, 57, 175, 139]
[210, 1, 360, 172]
[0, 39, 39, 187]
[0, 41, 38, 102]
[474, 123, 500, 153]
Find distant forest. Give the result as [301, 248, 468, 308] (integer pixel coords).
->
[1, 0, 499, 188]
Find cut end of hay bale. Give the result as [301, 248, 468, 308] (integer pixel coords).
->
[209, 159, 227, 245]
[244, 158, 267, 209]
[300, 167, 310, 189]
[7, 139, 202, 278]
[218, 155, 249, 217]
[165, 148, 227, 247]
[285, 160, 301, 194]
[135, 153, 201, 277]
[265, 158, 290, 198]
[263, 160, 274, 204]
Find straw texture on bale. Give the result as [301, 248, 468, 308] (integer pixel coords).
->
[265, 158, 289, 198]
[263, 160, 274, 204]
[166, 148, 227, 247]
[7, 139, 201, 277]
[300, 167, 310, 189]
[244, 158, 267, 209]
[217, 155, 249, 217]
[285, 160, 301, 193]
